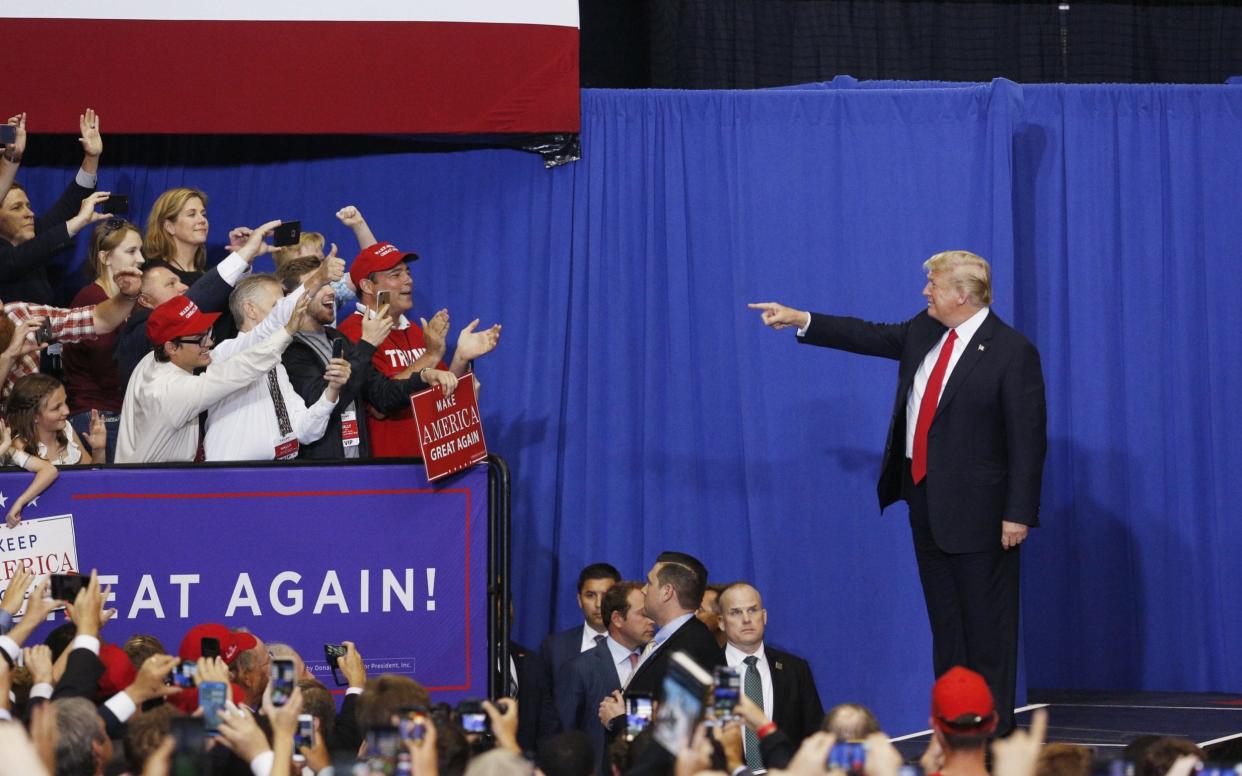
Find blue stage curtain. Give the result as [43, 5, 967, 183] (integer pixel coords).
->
[15, 79, 1241, 731]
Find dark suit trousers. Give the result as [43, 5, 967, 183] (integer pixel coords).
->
[903, 462, 1020, 734]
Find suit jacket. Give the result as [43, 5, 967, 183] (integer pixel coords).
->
[540, 625, 585, 689]
[624, 616, 723, 698]
[0, 179, 92, 305]
[512, 641, 562, 752]
[801, 310, 1046, 553]
[283, 330, 375, 459]
[764, 646, 823, 748]
[554, 639, 622, 771]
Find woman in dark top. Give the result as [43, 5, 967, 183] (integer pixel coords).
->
[61, 218, 144, 462]
[0, 109, 106, 304]
[143, 186, 209, 286]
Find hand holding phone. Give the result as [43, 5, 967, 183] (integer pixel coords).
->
[200, 681, 228, 734]
[49, 573, 86, 602]
[323, 643, 348, 686]
[271, 220, 302, 248]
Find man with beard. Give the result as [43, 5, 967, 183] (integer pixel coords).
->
[277, 256, 457, 459]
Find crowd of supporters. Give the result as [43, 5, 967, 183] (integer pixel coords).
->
[0, 110, 501, 520]
[0, 553, 1215, 776]
[0, 113, 1218, 776]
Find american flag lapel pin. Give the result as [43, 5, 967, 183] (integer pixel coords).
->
[978, 344, 986, 352]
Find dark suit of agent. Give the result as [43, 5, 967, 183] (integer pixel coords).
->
[540, 562, 621, 693]
[555, 581, 653, 774]
[750, 251, 1047, 735]
[718, 583, 824, 770]
[624, 555, 723, 697]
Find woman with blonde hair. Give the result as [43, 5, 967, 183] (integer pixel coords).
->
[144, 186, 209, 285]
[61, 217, 145, 461]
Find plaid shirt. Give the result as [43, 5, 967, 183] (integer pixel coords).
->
[3, 302, 97, 399]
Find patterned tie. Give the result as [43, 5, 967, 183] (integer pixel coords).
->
[595, 634, 607, 647]
[911, 329, 958, 484]
[628, 651, 640, 671]
[743, 656, 764, 770]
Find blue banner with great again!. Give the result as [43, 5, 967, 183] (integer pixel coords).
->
[0, 462, 490, 700]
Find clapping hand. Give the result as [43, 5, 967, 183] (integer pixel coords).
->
[419, 309, 449, 359]
[455, 319, 501, 362]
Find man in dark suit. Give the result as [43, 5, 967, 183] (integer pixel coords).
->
[555, 581, 653, 772]
[539, 563, 621, 690]
[750, 250, 1046, 734]
[718, 582, 823, 766]
[511, 640, 562, 752]
[621, 551, 722, 696]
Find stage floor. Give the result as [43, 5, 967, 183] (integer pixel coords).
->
[891, 690, 1242, 762]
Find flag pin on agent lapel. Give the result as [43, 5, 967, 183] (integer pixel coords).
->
[978, 344, 986, 351]
[774, 661, 784, 670]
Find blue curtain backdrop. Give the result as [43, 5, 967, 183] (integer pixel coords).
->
[17, 80, 1242, 733]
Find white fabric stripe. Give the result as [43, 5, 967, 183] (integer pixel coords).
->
[1, 0, 578, 26]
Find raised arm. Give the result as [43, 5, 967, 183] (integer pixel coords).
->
[0, 113, 25, 204]
[335, 205, 376, 250]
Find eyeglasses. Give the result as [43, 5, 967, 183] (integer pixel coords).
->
[173, 333, 212, 347]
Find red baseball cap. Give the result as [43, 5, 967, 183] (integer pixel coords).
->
[349, 241, 419, 288]
[97, 642, 138, 700]
[147, 296, 220, 347]
[931, 666, 997, 733]
[178, 623, 258, 665]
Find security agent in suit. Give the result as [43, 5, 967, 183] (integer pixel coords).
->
[749, 250, 1047, 735]
[540, 562, 622, 690]
[717, 582, 823, 767]
[555, 581, 653, 773]
[624, 552, 722, 696]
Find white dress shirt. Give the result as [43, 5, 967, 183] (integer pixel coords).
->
[581, 622, 606, 653]
[116, 330, 294, 463]
[204, 287, 337, 461]
[904, 306, 990, 457]
[725, 642, 774, 721]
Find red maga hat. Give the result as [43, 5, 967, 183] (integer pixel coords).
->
[147, 296, 220, 347]
[349, 241, 419, 288]
[931, 666, 997, 733]
[178, 623, 258, 665]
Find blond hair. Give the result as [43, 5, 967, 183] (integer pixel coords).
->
[923, 250, 992, 306]
[144, 187, 208, 271]
[272, 231, 325, 270]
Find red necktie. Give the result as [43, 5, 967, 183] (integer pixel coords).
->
[911, 329, 957, 484]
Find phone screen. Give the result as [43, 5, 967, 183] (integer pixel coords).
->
[323, 644, 348, 686]
[331, 338, 346, 360]
[712, 666, 741, 719]
[0, 125, 16, 145]
[625, 694, 653, 741]
[169, 660, 198, 689]
[270, 658, 296, 706]
[653, 662, 708, 754]
[296, 714, 315, 749]
[828, 741, 868, 775]
[200, 682, 228, 734]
